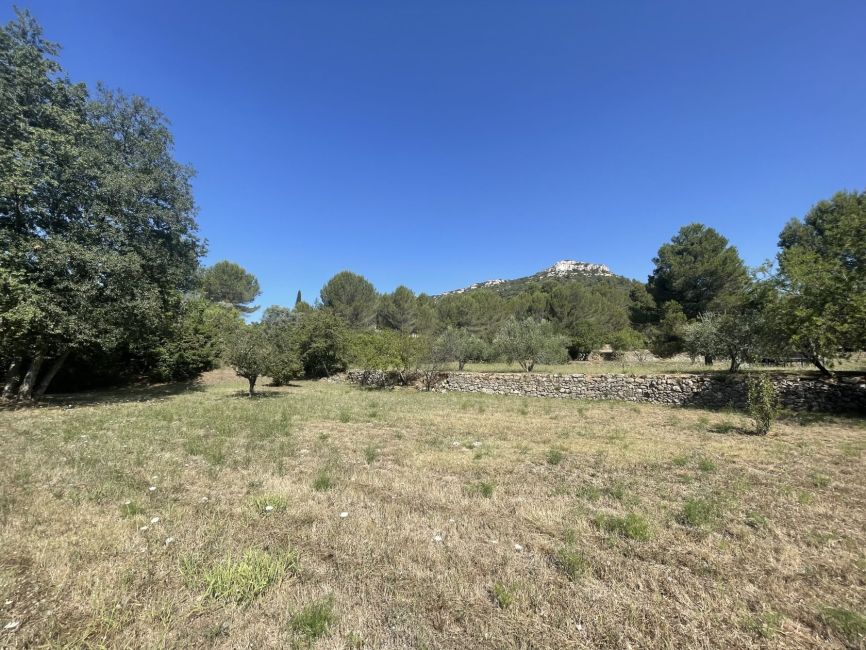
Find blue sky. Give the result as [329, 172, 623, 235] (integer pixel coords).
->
[7, 1, 866, 311]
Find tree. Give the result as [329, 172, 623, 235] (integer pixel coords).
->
[647, 224, 749, 320]
[378, 285, 417, 333]
[683, 311, 768, 373]
[648, 301, 688, 359]
[1, 11, 204, 399]
[225, 324, 271, 397]
[151, 297, 242, 382]
[432, 327, 486, 370]
[350, 330, 403, 382]
[494, 318, 568, 372]
[320, 271, 378, 329]
[773, 190, 866, 375]
[200, 261, 261, 313]
[260, 306, 302, 385]
[293, 310, 351, 378]
[295, 290, 302, 306]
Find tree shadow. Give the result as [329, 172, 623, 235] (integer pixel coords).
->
[223, 389, 290, 400]
[2, 379, 207, 410]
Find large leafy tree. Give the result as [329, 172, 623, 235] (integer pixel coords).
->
[377, 285, 417, 333]
[647, 223, 748, 320]
[0, 10, 203, 399]
[773, 190, 866, 374]
[200, 260, 261, 313]
[319, 271, 378, 329]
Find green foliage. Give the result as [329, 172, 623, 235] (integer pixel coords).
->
[225, 324, 271, 396]
[350, 330, 403, 376]
[0, 11, 203, 398]
[608, 328, 645, 352]
[432, 327, 486, 370]
[288, 596, 336, 644]
[554, 546, 587, 580]
[774, 190, 866, 374]
[494, 317, 568, 372]
[648, 301, 688, 358]
[293, 310, 350, 378]
[820, 607, 866, 646]
[546, 448, 564, 465]
[677, 497, 718, 527]
[466, 480, 495, 498]
[199, 261, 261, 313]
[594, 512, 651, 541]
[312, 470, 333, 492]
[320, 271, 378, 329]
[647, 223, 749, 320]
[490, 582, 515, 609]
[747, 374, 779, 435]
[378, 285, 417, 333]
[152, 298, 242, 382]
[197, 549, 299, 604]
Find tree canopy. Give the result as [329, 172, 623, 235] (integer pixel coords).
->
[200, 261, 261, 313]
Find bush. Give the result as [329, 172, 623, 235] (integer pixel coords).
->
[747, 374, 780, 435]
[293, 310, 351, 378]
[494, 317, 568, 372]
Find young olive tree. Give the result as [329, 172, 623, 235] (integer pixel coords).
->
[226, 324, 271, 397]
[433, 327, 486, 370]
[494, 318, 568, 372]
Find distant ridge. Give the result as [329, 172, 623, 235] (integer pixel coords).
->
[439, 260, 615, 296]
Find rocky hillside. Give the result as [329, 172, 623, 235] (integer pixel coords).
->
[439, 259, 621, 297]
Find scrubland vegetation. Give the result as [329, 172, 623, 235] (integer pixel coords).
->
[1, 372, 865, 648]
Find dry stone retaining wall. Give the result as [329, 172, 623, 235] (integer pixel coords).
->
[345, 370, 866, 413]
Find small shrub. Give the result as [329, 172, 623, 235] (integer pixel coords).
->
[678, 497, 718, 527]
[747, 374, 780, 435]
[312, 471, 333, 492]
[490, 582, 515, 609]
[672, 454, 689, 467]
[554, 546, 587, 580]
[289, 596, 336, 643]
[744, 610, 783, 639]
[697, 457, 717, 472]
[546, 449, 564, 465]
[200, 549, 299, 604]
[363, 445, 378, 464]
[467, 480, 495, 498]
[820, 607, 866, 645]
[594, 512, 651, 541]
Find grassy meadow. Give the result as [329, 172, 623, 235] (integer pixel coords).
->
[1, 369, 865, 648]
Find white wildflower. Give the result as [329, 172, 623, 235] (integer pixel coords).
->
[4, 621, 20, 631]
[150, 517, 160, 524]
[432, 534, 443, 543]
[123, 500, 131, 505]
[577, 623, 584, 632]
[140, 526, 149, 531]
[472, 441, 482, 448]
[165, 537, 174, 545]
[148, 486, 156, 492]
[514, 543, 523, 551]
[265, 505, 274, 512]
[340, 511, 348, 518]
[200, 496, 208, 502]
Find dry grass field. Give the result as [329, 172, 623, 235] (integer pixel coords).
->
[1, 370, 865, 649]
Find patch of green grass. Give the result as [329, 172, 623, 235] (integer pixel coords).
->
[605, 482, 626, 502]
[820, 607, 866, 645]
[288, 596, 336, 644]
[338, 409, 351, 423]
[466, 480, 495, 498]
[672, 454, 689, 467]
[594, 512, 651, 541]
[743, 610, 783, 639]
[312, 470, 333, 492]
[120, 501, 145, 517]
[576, 484, 602, 501]
[745, 511, 768, 529]
[249, 494, 289, 513]
[697, 457, 717, 472]
[554, 546, 587, 580]
[811, 473, 831, 488]
[490, 582, 515, 609]
[196, 549, 299, 604]
[363, 445, 379, 464]
[546, 449, 564, 465]
[677, 497, 718, 527]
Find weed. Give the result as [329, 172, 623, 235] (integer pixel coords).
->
[594, 512, 651, 541]
[363, 445, 379, 464]
[811, 473, 831, 488]
[820, 607, 866, 645]
[288, 596, 336, 644]
[312, 470, 333, 492]
[743, 610, 783, 639]
[249, 494, 289, 513]
[491, 582, 515, 609]
[198, 549, 299, 604]
[546, 449, 564, 465]
[672, 454, 689, 467]
[467, 480, 495, 498]
[120, 501, 145, 517]
[697, 457, 716, 472]
[678, 497, 718, 527]
[554, 546, 587, 580]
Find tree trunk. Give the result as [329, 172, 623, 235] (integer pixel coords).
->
[729, 357, 740, 373]
[18, 352, 45, 401]
[2, 357, 24, 400]
[811, 356, 832, 377]
[704, 355, 714, 366]
[35, 350, 70, 398]
[248, 375, 257, 397]
[458, 359, 466, 371]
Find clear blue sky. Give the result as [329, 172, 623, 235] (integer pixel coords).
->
[8, 1, 866, 312]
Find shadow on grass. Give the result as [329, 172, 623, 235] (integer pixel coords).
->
[1, 379, 207, 410]
[224, 389, 289, 400]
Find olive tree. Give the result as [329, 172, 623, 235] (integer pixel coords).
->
[494, 318, 568, 372]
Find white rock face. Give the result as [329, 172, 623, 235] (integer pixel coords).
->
[542, 260, 612, 277]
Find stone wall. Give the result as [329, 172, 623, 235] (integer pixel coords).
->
[345, 370, 866, 413]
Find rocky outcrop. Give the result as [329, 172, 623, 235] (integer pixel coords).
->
[345, 370, 866, 413]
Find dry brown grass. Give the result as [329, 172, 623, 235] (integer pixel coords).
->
[1, 373, 864, 648]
